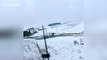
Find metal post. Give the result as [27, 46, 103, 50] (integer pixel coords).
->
[42, 25, 50, 60]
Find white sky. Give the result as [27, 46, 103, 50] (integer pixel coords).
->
[0, 0, 83, 28]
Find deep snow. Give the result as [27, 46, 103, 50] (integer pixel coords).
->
[24, 22, 84, 60]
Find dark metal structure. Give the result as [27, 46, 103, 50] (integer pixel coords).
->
[42, 25, 50, 60]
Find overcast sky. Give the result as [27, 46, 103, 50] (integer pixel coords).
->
[0, 0, 107, 28]
[85, 0, 107, 23]
[0, 0, 83, 28]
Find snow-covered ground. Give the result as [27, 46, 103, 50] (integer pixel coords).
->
[24, 36, 84, 60]
[23, 22, 84, 60]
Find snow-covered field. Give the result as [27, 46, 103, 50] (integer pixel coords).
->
[23, 22, 84, 60]
[24, 36, 84, 60]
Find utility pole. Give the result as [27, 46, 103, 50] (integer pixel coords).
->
[42, 25, 50, 60]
